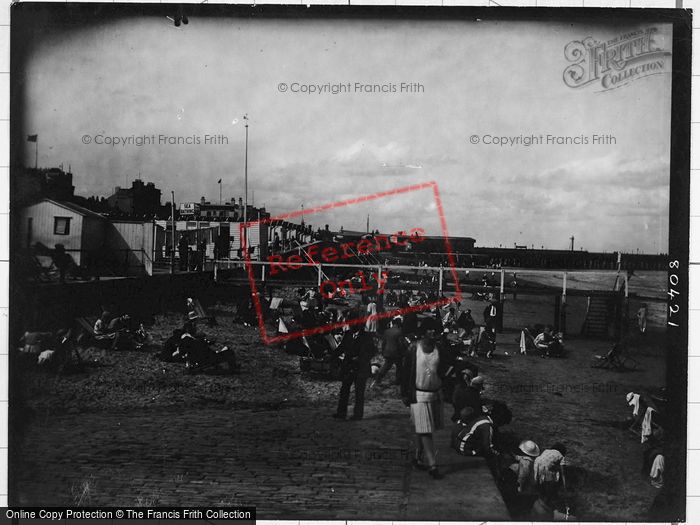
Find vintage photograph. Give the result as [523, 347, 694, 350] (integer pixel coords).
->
[8, 5, 690, 521]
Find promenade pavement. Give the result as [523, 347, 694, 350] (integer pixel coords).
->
[12, 395, 508, 520]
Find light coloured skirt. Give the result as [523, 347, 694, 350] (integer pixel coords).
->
[410, 397, 444, 434]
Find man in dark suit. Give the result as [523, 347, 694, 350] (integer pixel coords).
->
[333, 323, 375, 421]
[483, 300, 499, 331]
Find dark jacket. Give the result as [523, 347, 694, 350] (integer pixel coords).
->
[382, 325, 405, 358]
[456, 311, 475, 332]
[400, 339, 449, 404]
[483, 303, 499, 328]
[403, 312, 418, 335]
[339, 330, 375, 379]
[452, 383, 483, 420]
[421, 313, 443, 334]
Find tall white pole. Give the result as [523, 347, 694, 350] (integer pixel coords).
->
[243, 115, 249, 257]
[562, 271, 567, 299]
[170, 191, 175, 274]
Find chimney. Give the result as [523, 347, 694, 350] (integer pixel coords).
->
[115, 186, 121, 193]
[201, 196, 206, 205]
[239, 197, 243, 207]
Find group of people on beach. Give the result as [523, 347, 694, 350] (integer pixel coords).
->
[17, 305, 153, 369]
[518, 324, 565, 358]
[290, 288, 569, 518]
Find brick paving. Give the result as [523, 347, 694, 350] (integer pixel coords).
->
[11, 396, 508, 520]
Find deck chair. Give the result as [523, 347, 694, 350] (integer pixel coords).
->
[629, 404, 664, 443]
[518, 329, 538, 355]
[75, 316, 133, 350]
[592, 343, 637, 371]
[299, 334, 341, 378]
[278, 317, 291, 335]
[75, 317, 115, 344]
[628, 393, 652, 436]
[269, 297, 284, 311]
[32, 255, 56, 282]
[187, 298, 217, 326]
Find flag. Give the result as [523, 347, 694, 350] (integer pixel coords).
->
[217, 178, 222, 184]
[27, 134, 37, 142]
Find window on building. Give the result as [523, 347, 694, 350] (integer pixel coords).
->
[54, 217, 71, 235]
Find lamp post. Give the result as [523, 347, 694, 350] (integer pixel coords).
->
[170, 191, 175, 274]
[243, 115, 249, 256]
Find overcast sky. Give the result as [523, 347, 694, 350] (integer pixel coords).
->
[18, 14, 672, 253]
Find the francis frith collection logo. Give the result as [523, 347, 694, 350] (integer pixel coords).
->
[563, 27, 670, 92]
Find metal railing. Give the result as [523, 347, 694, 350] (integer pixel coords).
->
[212, 259, 629, 299]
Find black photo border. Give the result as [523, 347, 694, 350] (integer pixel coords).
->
[8, 4, 692, 521]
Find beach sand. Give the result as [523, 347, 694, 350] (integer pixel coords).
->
[10, 288, 667, 520]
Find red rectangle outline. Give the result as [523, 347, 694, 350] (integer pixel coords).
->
[241, 181, 462, 345]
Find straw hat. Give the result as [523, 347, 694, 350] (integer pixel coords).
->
[519, 440, 541, 457]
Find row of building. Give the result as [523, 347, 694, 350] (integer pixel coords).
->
[14, 166, 273, 221]
[13, 166, 666, 281]
[13, 166, 335, 278]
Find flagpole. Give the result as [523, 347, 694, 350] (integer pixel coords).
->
[219, 180, 222, 205]
[35, 138, 38, 169]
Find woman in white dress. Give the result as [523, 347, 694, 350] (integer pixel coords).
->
[400, 331, 445, 479]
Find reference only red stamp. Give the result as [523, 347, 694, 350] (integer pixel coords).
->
[241, 181, 461, 344]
